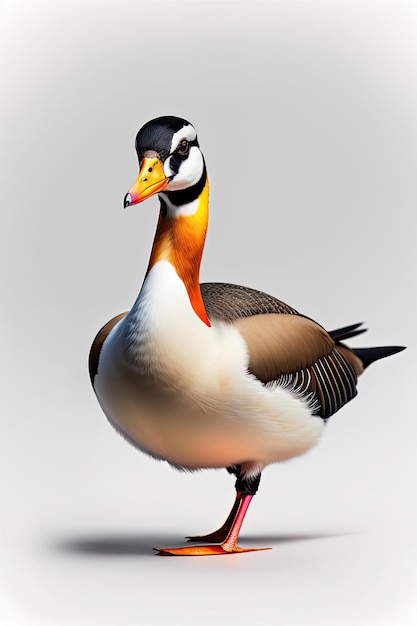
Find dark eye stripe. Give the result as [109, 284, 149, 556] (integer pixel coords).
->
[168, 153, 182, 175]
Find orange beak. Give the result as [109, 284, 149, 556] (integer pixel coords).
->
[124, 157, 169, 207]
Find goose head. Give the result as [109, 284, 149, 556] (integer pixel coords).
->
[124, 116, 206, 213]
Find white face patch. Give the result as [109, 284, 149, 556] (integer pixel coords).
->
[169, 124, 197, 154]
[164, 146, 204, 191]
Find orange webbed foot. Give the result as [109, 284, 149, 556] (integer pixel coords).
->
[154, 543, 271, 556]
[155, 480, 266, 556]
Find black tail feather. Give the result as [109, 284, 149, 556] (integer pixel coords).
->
[329, 322, 368, 342]
[329, 323, 406, 368]
[353, 345, 406, 369]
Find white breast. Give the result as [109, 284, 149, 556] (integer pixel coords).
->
[94, 261, 324, 474]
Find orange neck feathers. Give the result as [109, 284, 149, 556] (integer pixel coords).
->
[147, 180, 211, 326]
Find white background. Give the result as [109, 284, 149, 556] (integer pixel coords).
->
[1, 1, 416, 624]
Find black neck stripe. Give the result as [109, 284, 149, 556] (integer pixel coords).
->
[163, 162, 207, 207]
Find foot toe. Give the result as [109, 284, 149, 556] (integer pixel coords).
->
[154, 544, 271, 556]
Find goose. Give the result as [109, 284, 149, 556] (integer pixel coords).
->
[89, 115, 405, 556]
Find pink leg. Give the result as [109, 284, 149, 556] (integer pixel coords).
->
[221, 495, 254, 551]
[186, 492, 242, 543]
[154, 493, 271, 556]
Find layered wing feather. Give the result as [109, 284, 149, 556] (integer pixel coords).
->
[90, 283, 361, 420]
[201, 282, 298, 319]
[201, 282, 359, 420]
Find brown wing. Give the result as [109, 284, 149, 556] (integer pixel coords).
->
[234, 314, 335, 380]
[201, 282, 299, 321]
[235, 313, 359, 420]
[89, 312, 127, 384]
[200, 283, 359, 420]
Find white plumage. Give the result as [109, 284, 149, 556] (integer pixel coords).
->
[94, 261, 323, 476]
[90, 115, 404, 555]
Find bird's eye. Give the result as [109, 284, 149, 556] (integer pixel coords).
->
[177, 139, 189, 156]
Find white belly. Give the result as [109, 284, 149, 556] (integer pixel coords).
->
[93, 262, 324, 473]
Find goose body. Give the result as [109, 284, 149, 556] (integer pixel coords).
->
[90, 116, 404, 555]
[93, 261, 325, 472]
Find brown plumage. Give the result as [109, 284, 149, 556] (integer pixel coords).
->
[90, 115, 405, 557]
[89, 312, 126, 383]
[201, 282, 360, 420]
[89, 284, 360, 422]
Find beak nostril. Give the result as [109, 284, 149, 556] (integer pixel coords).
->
[125, 157, 168, 206]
